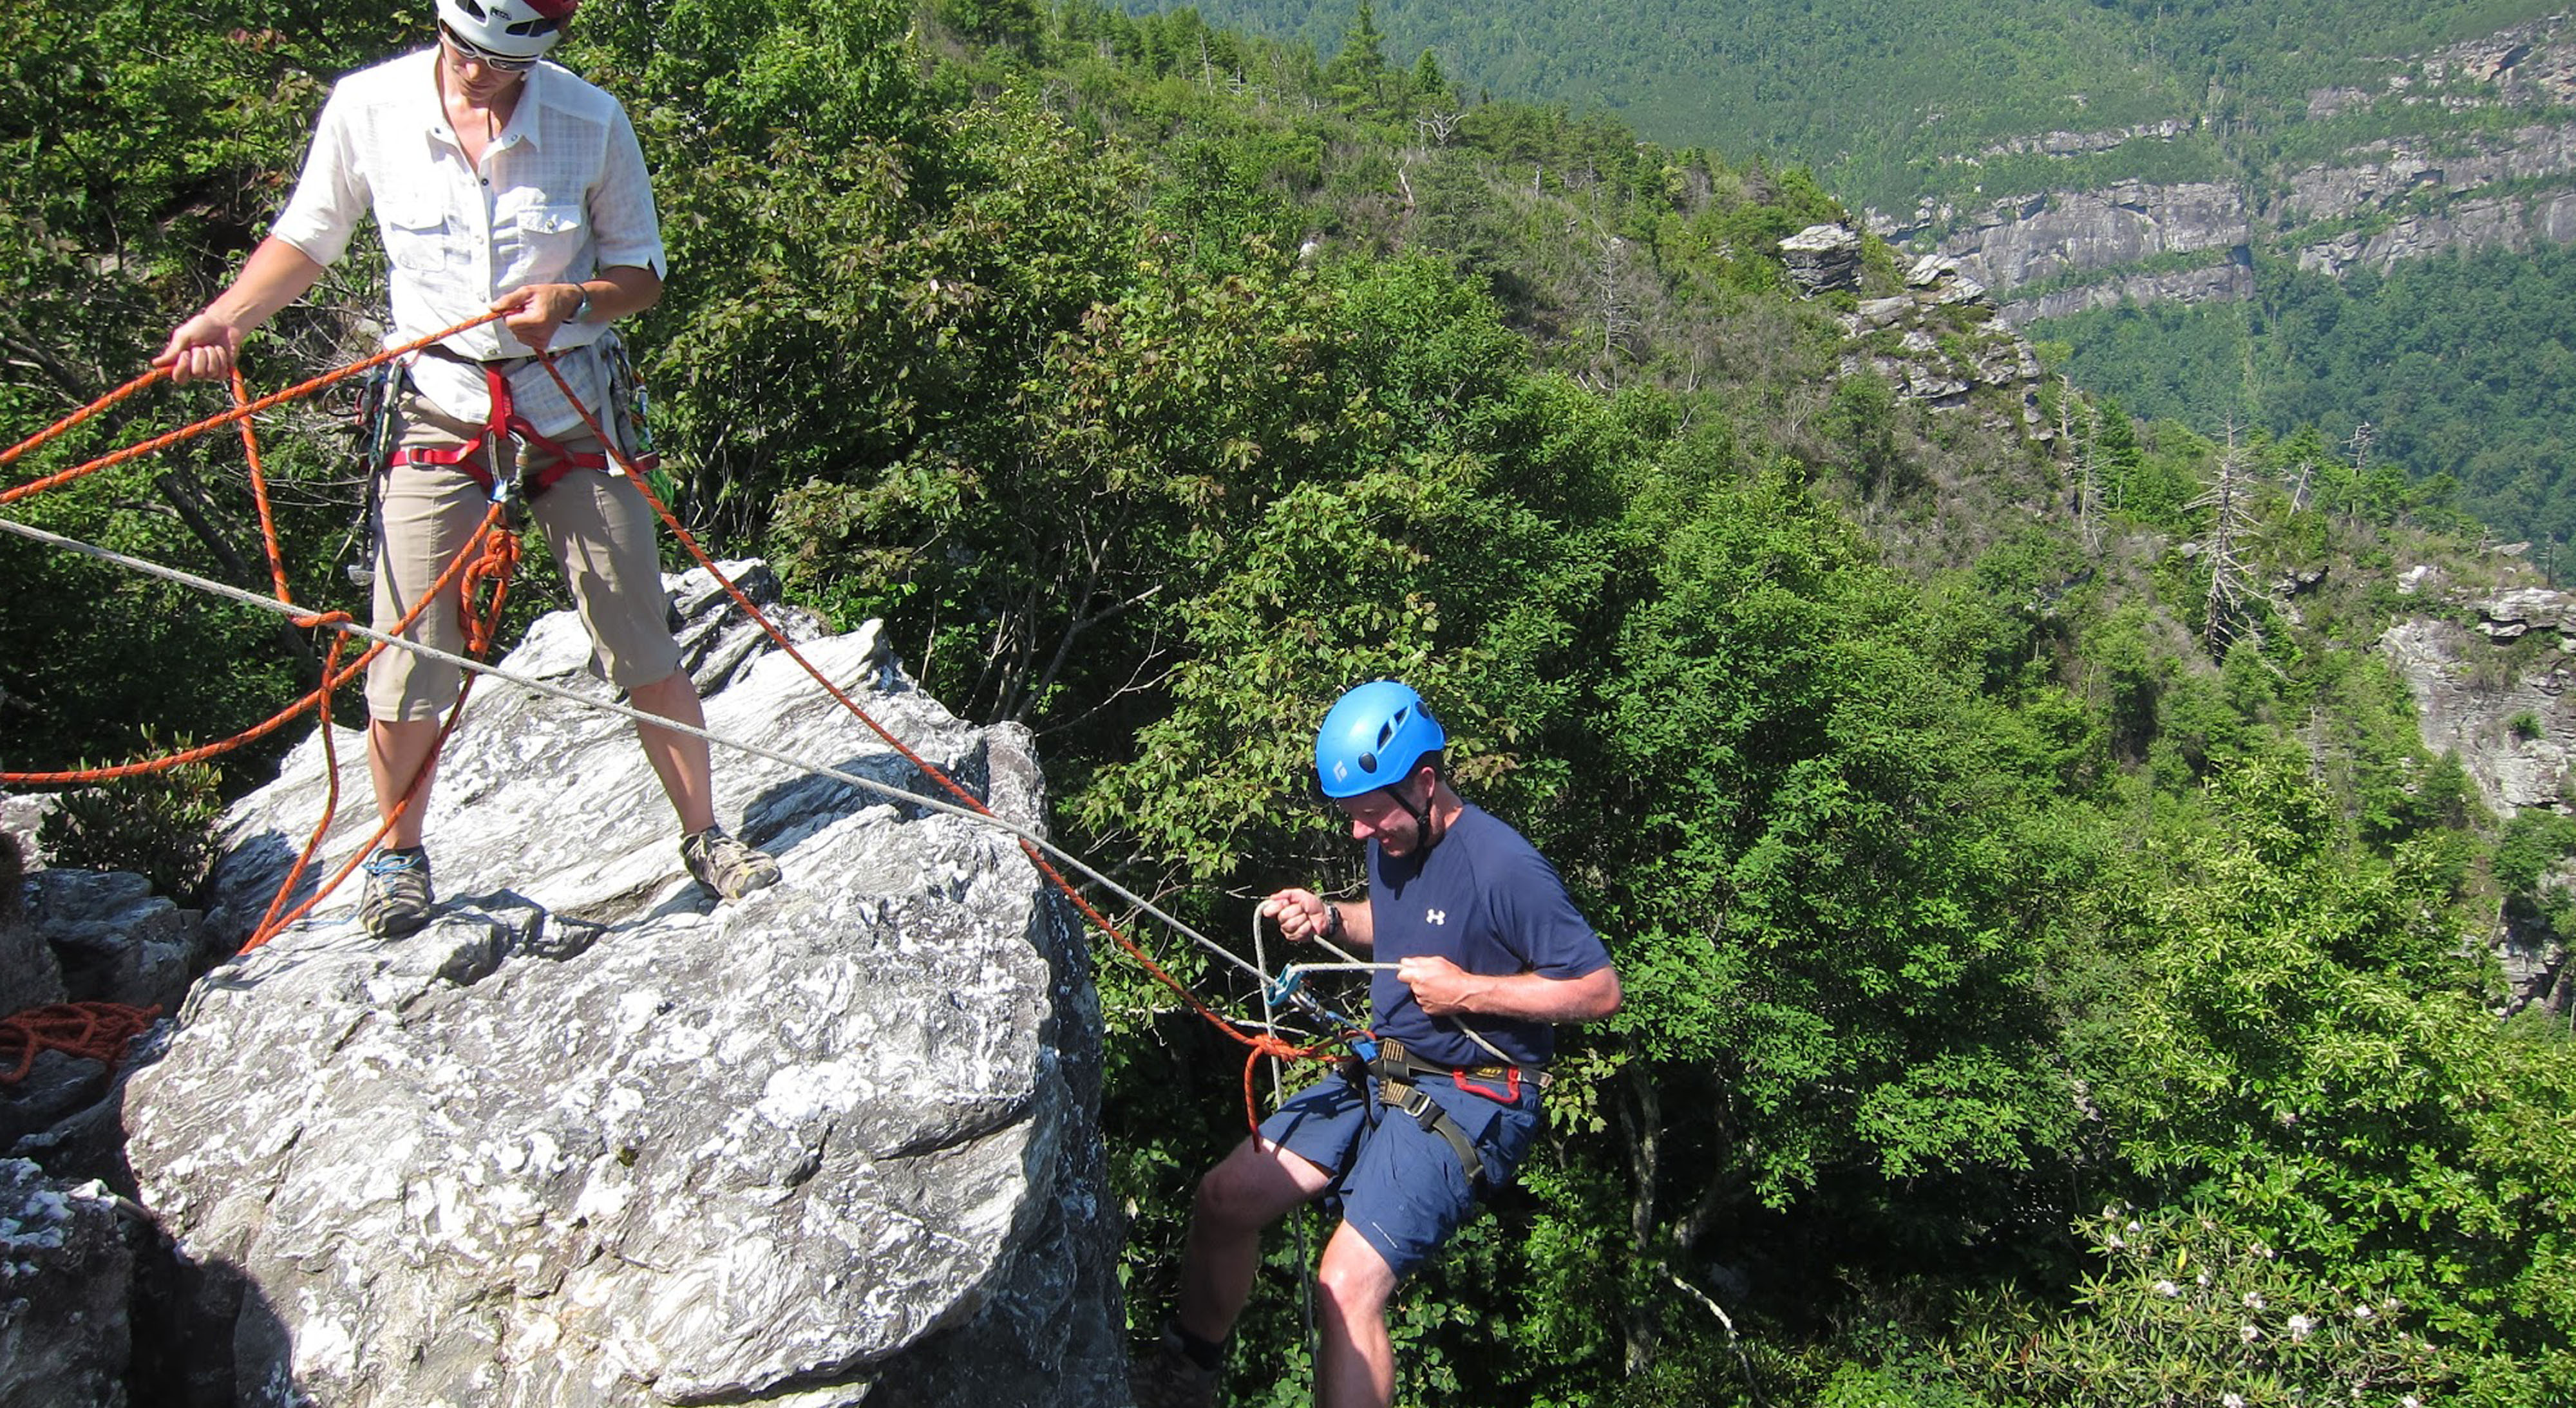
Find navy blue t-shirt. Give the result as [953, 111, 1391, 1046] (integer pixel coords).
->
[1365, 803, 1611, 1069]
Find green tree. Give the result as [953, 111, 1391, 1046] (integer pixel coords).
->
[2083, 758, 2576, 1386]
[1322, 0, 1389, 110]
[1558, 467, 2087, 1376]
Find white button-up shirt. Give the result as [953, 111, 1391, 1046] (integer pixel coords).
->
[271, 48, 665, 440]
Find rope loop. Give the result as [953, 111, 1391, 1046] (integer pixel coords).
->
[460, 526, 521, 657]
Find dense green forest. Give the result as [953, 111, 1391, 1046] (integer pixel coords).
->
[2032, 244, 2576, 570]
[6, 1, 2576, 1404]
[1126, 0, 2565, 206]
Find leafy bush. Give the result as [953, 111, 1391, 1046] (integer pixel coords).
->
[1957, 1207, 2481, 1407]
[36, 740, 224, 902]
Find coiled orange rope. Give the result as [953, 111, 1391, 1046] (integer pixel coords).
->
[0, 1002, 163, 1084]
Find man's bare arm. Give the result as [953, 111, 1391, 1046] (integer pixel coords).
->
[1396, 957, 1621, 1022]
[493, 265, 663, 353]
[156, 238, 328, 384]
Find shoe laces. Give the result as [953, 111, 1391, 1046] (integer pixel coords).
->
[365, 849, 426, 879]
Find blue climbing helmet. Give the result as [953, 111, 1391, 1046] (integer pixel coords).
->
[1314, 680, 1446, 799]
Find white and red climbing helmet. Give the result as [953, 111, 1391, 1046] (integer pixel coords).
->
[436, 0, 578, 63]
[1315, 680, 1446, 800]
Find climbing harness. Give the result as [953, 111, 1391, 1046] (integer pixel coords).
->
[388, 345, 611, 522]
[1360, 1036, 1550, 1188]
[1367, 1035, 1549, 1102]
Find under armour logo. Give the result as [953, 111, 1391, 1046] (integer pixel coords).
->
[1425, 908, 1446, 925]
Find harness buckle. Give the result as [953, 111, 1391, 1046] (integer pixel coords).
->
[1376, 1073, 1488, 1188]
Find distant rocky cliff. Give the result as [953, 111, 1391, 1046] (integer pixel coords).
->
[1867, 15, 2576, 323]
[1928, 182, 2249, 305]
[2376, 563, 2576, 1018]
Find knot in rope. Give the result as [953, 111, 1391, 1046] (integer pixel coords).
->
[460, 526, 521, 656]
[0, 1002, 163, 1084]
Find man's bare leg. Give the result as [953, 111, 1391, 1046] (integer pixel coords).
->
[1175, 1135, 1336, 1344]
[367, 717, 446, 847]
[1314, 1223, 1399, 1408]
[627, 669, 715, 834]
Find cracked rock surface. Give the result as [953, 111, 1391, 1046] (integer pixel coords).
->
[120, 564, 1122, 1407]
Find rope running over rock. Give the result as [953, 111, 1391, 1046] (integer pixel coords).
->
[2, 335, 1373, 1125]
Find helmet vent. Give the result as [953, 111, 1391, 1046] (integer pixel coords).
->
[1315, 682, 1443, 799]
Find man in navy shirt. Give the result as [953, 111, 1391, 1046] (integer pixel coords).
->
[1137, 681, 1622, 1408]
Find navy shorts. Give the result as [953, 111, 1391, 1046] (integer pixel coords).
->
[1258, 1069, 1543, 1279]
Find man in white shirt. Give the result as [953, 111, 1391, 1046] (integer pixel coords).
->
[159, 0, 778, 936]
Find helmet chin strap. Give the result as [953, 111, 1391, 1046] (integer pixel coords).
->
[1383, 775, 1437, 853]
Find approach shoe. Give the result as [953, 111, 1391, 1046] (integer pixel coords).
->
[1130, 1326, 1220, 1408]
[682, 825, 780, 901]
[359, 847, 435, 939]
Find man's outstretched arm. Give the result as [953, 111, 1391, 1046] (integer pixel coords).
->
[157, 238, 328, 384]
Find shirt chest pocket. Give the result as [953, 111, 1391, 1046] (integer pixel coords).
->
[379, 199, 455, 274]
[497, 200, 590, 283]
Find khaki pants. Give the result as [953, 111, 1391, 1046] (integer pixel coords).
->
[366, 389, 680, 720]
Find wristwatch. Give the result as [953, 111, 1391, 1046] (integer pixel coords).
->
[1322, 903, 1344, 940]
[563, 286, 591, 324]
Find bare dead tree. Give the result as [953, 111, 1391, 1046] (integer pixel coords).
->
[2286, 455, 2316, 512]
[1595, 232, 1638, 366]
[2341, 420, 2376, 527]
[2078, 395, 2107, 555]
[2191, 421, 2268, 656]
[2056, 377, 2107, 556]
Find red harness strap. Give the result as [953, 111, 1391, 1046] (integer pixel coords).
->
[386, 357, 606, 498]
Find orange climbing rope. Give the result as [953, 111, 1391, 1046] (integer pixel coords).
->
[3, 315, 526, 953]
[1, 312, 511, 788]
[0, 1002, 164, 1084]
[528, 354, 1356, 1121]
[0, 366, 167, 474]
[0, 312, 503, 502]
[3, 327, 1358, 1129]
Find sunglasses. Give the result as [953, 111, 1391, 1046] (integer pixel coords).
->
[440, 24, 538, 73]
